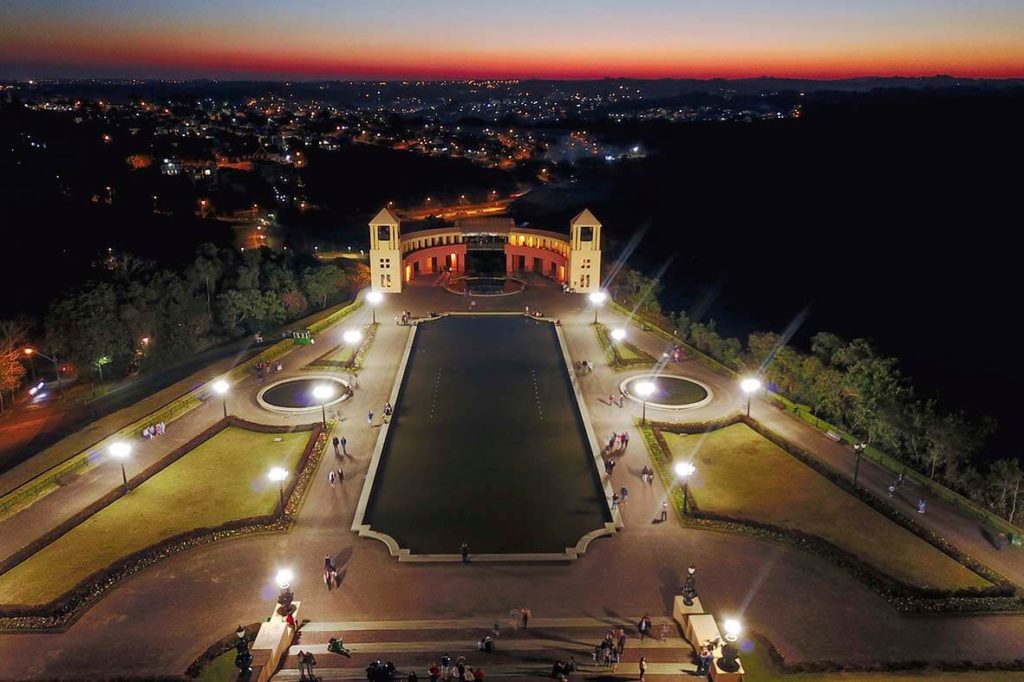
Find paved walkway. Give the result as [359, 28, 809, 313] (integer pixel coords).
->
[3, 279, 1024, 679]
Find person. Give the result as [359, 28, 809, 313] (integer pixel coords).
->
[608, 459, 617, 475]
[340, 435, 348, 456]
[328, 637, 350, 656]
[660, 501, 668, 521]
[696, 646, 713, 675]
[440, 654, 451, 677]
[918, 497, 927, 514]
[521, 607, 530, 628]
[297, 650, 308, 680]
[620, 486, 629, 506]
[473, 666, 484, 681]
[897, 472, 905, 487]
[492, 622, 501, 638]
[329, 470, 336, 487]
[609, 394, 616, 406]
[604, 459, 613, 475]
[611, 493, 620, 509]
[384, 401, 393, 420]
[639, 655, 647, 681]
[622, 432, 630, 450]
[469, 300, 476, 310]
[658, 622, 669, 641]
[337, 467, 344, 483]
[566, 656, 577, 673]
[305, 651, 318, 679]
[617, 628, 627, 655]
[408, 672, 419, 682]
[367, 410, 374, 426]
[428, 662, 441, 681]
[640, 465, 649, 483]
[887, 482, 896, 497]
[332, 436, 340, 456]
[461, 542, 470, 563]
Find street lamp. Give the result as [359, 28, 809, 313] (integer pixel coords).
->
[366, 291, 383, 324]
[312, 383, 334, 427]
[681, 566, 698, 606]
[740, 377, 762, 417]
[589, 291, 607, 324]
[610, 328, 626, 342]
[722, 618, 742, 643]
[275, 568, 295, 616]
[675, 461, 696, 514]
[343, 329, 363, 370]
[212, 379, 230, 419]
[853, 442, 868, 489]
[268, 467, 288, 518]
[635, 380, 656, 425]
[23, 348, 62, 394]
[109, 440, 131, 489]
[720, 618, 743, 673]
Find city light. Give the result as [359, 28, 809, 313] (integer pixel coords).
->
[343, 329, 363, 346]
[212, 380, 229, 395]
[610, 328, 626, 342]
[723, 618, 743, 642]
[741, 377, 762, 417]
[674, 461, 695, 479]
[367, 291, 383, 324]
[275, 569, 293, 589]
[268, 467, 288, 483]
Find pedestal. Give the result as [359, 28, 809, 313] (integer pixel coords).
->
[710, 656, 745, 681]
[251, 600, 300, 682]
[686, 614, 723, 655]
[672, 595, 705, 627]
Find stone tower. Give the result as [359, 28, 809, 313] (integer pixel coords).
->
[567, 208, 602, 293]
[368, 207, 403, 293]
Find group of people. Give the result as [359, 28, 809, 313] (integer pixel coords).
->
[323, 555, 340, 589]
[607, 391, 626, 408]
[254, 360, 283, 385]
[295, 650, 318, 680]
[550, 658, 577, 679]
[606, 431, 630, 453]
[141, 421, 166, 439]
[428, 654, 484, 681]
[573, 360, 594, 374]
[395, 311, 414, 325]
[639, 464, 655, 485]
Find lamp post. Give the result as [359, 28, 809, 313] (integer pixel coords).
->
[720, 619, 743, 673]
[212, 379, 230, 419]
[366, 291, 383, 324]
[268, 467, 288, 518]
[109, 440, 131, 490]
[234, 624, 253, 676]
[680, 565, 698, 606]
[740, 377, 761, 417]
[23, 348, 62, 394]
[312, 384, 334, 427]
[343, 329, 363, 370]
[275, 568, 295, 616]
[853, 442, 868, 488]
[634, 380, 656, 425]
[675, 461, 696, 514]
[589, 291, 607, 324]
[610, 328, 626, 343]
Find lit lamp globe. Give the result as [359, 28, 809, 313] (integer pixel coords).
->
[610, 328, 626, 342]
[312, 385, 334, 402]
[268, 467, 288, 518]
[366, 291, 383, 324]
[723, 618, 742, 642]
[343, 329, 363, 346]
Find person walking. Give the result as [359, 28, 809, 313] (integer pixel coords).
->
[332, 436, 340, 456]
[617, 628, 627, 656]
[638, 656, 647, 681]
[328, 470, 336, 488]
[622, 432, 630, 450]
[367, 410, 374, 426]
[340, 435, 348, 456]
[440, 654, 451, 678]
[611, 493, 620, 510]
[461, 542, 470, 563]
[620, 486, 629, 506]
[337, 467, 344, 483]
[660, 501, 668, 522]
[521, 607, 530, 628]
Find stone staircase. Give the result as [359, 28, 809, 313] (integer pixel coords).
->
[271, 617, 697, 680]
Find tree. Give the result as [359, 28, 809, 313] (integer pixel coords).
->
[924, 410, 991, 483]
[216, 289, 285, 333]
[301, 265, 345, 310]
[0, 320, 29, 413]
[188, 243, 226, 319]
[987, 459, 1024, 523]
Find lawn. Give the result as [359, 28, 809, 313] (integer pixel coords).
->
[664, 424, 990, 592]
[742, 642, 1024, 681]
[0, 426, 311, 607]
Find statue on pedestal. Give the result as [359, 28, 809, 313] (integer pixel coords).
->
[681, 566, 697, 606]
[234, 625, 253, 678]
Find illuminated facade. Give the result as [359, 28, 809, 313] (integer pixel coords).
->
[368, 208, 602, 294]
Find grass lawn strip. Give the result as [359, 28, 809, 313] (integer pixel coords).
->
[0, 426, 310, 607]
[742, 640, 1024, 681]
[594, 323, 655, 370]
[665, 424, 988, 592]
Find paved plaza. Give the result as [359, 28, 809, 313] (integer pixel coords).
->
[3, 276, 1024, 679]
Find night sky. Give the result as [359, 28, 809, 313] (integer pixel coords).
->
[2, 0, 1024, 79]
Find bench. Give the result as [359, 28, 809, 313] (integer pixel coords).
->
[825, 430, 842, 443]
